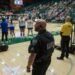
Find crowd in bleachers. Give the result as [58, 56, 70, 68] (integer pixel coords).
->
[22, 0, 75, 23]
[0, 0, 75, 23]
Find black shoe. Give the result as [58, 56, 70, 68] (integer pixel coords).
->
[66, 56, 69, 59]
[57, 57, 64, 60]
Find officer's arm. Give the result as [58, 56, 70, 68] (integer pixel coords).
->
[27, 53, 36, 68]
[27, 38, 38, 71]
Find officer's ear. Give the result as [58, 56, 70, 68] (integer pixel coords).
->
[39, 25, 45, 30]
[39, 25, 42, 28]
[39, 25, 44, 30]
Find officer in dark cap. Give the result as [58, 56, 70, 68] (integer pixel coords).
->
[26, 19, 54, 75]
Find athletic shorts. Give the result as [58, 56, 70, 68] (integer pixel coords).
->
[28, 28, 33, 30]
[10, 27, 14, 30]
[19, 26, 25, 29]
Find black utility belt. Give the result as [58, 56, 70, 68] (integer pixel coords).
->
[62, 36, 70, 37]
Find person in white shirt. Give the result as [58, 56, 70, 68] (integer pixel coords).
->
[27, 17, 33, 36]
[9, 21, 15, 37]
[19, 17, 26, 37]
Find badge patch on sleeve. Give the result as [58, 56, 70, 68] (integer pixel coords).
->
[32, 39, 37, 46]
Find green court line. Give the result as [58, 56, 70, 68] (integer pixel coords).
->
[0, 31, 60, 45]
[0, 36, 33, 45]
[51, 31, 60, 35]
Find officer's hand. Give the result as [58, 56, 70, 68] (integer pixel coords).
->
[26, 66, 31, 72]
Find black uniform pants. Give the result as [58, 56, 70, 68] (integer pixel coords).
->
[2, 32, 8, 41]
[32, 60, 51, 75]
[60, 36, 70, 58]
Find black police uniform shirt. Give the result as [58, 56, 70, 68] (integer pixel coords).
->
[28, 30, 54, 63]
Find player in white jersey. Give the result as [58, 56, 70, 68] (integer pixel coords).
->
[27, 17, 33, 36]
[9, 21, 15, 37]
[19, 17, 26, 37]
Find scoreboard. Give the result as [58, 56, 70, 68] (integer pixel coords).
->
[14, 0, 23, 5]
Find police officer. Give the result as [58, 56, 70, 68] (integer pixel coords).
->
[26, 19, 54, 75]
[57, 16, 72, 60]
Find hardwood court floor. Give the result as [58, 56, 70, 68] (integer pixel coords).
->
[0, 23, 75, 75]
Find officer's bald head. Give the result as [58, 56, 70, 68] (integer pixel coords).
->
[35, 19, 47, 32]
